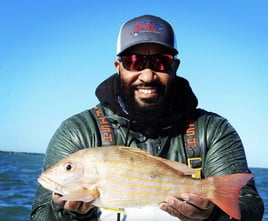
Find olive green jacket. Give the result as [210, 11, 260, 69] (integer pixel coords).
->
[30, 75, 264, 221]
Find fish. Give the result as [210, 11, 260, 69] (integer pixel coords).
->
[38, 145, 253, 220]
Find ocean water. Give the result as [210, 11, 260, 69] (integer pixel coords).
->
[0, 151, 267, 221]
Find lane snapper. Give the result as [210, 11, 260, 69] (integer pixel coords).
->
[38, 146, 253, 220]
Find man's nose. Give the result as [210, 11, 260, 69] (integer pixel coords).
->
[138, 69, 155, 83]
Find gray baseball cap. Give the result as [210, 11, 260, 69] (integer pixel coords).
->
[116, 15, 178, 56]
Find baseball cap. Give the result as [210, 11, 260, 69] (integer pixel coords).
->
[116, 15, 178, 56]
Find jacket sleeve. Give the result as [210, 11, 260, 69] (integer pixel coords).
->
[200, 113, 264, 221]
[30, 110, 102, 221]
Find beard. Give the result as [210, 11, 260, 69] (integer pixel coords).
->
[119, 78, 170, 125]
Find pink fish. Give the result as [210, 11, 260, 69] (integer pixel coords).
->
[38, 146, 253, 220]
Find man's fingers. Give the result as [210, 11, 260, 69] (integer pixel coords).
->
[76, 201, 94, 214]
[64, 200, 81, 211]
[159, 197, 194, 221]
[52, 192, 65, 207]
[181, 193, 212, 210]
[52, 192, 94, 214]
[159, 196, 214, 221]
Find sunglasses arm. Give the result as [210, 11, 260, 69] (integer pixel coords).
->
[172, 59, 180, 71]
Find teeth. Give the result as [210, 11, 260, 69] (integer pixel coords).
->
[138, 89, 156, 94]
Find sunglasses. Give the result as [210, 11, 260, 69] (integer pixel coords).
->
[118, 54, 175, 72]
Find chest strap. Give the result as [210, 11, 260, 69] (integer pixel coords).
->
[91, 106, 116, 146]
[184, 120, 202, 179]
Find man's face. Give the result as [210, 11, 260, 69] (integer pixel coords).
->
[114, 43, 178, 121]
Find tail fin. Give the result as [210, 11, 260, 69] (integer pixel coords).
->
[207, 173, 253, 220]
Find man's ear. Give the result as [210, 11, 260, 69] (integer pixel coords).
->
[114, 60, 120, 74]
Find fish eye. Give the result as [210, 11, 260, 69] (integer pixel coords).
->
[64, 163, 73, 171]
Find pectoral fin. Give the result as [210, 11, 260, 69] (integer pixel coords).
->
[60, 187, 99, 202]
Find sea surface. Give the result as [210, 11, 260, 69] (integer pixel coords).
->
[0, 151, 267, 221]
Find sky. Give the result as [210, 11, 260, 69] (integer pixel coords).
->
[0, 0, 267, 167]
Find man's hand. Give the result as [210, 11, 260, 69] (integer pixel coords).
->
[159, 193, 215, 221]
[52, 192, 95, 214]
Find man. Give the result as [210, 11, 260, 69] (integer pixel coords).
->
[31, 15, 264, 221]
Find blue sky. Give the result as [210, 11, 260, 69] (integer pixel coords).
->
[0, 0, 267, 167]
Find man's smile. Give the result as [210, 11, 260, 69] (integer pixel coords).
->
[135, 87, 159, 101]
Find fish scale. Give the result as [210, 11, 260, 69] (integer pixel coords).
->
[97, 165, 211, 208]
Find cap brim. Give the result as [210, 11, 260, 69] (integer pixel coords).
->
[117, 42, 178, 56]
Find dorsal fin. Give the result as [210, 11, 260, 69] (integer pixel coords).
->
[154, 156, 196, 176]
[116, 146, 196, 176]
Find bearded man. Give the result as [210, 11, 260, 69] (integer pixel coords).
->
[31, 15, 264, 221]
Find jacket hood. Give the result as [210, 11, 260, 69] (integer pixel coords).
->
[95, 73, 198, 119]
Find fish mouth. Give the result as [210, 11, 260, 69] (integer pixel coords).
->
[38, 174, 65, 195]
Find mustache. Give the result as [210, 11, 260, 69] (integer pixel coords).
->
[130, 82, 166, 90]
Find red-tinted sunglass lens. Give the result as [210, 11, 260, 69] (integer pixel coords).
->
[122, 55, 144, 71]
[121, 54, 174, 72]
[151, 54, 174, 71]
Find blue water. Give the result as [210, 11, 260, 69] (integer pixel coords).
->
[0, 152, 43, 221]
[0, 151, 267, 221]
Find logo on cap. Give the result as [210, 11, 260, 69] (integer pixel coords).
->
[131, 19, 163, 36]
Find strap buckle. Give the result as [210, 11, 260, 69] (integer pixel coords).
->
[187, 157, 202, 179]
